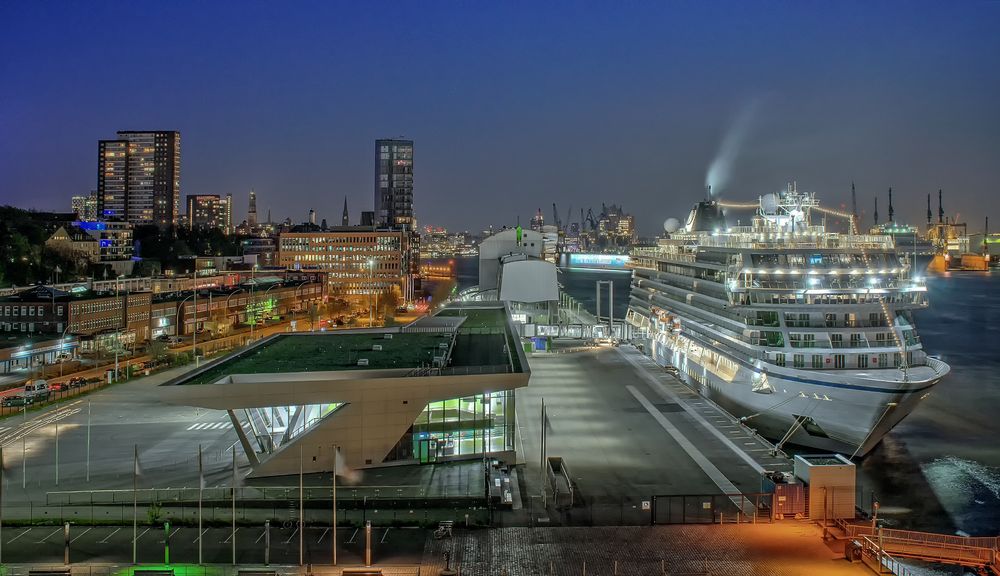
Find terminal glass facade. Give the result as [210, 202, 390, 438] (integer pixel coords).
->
[384, 390, 515, 464]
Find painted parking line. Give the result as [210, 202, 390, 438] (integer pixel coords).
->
[380, 527, 391, 543]
[192, 528, 209, 544]
[36, 527, 62, 543]
[222, 528, 240, 544]
[99, 527, 122, 544]
[8, 528, 31, 544]
[135, 528, 150, 542]
[346, 528, 358, 544]
[316, 528, 329, 544]
[70, 527, 93, 543]
[282, 528, 297, 545]
[255, 529, 267, 544]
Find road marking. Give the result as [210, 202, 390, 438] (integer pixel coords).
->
[192, 528, 209, 544]
[283, 528, 298, 545]
[187, 424, 200, 430]
[626, 385, 740, 495]
[346, 528, 358, 544]
[317, 528, 329, 543]
[255, 529, 267, 544]
[136, 527, 150, 541]
[37, 527, 62, 543]
[170, 527, 181, 538]
[620, 349, 767, 474]
[8, 528, 31, 543]
[380, 527, 391, 543]
[223, 527, 240, 544]
[99, 527, 121, 544]
[70, 527, 93, 543]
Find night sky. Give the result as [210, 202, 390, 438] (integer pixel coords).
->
[2, 1, 998, 235]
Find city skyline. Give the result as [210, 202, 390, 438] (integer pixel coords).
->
[2, 2, 999, 234]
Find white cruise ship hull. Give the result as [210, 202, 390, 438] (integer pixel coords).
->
[646, 331, 948, 456]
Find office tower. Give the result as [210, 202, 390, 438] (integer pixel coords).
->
[224, 193, 233, 233]
[374, 139, 414, 229]
[342, 196, 350, 226]
[361, 211, 374, 226]
[248, 189, 258, 227]
[186, 194, 233, 233]
[309, 209, 317, 225]
[96, 131, 180, 227]
[71, 192, 98, 221]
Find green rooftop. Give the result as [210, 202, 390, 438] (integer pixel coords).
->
[436, 307, 508, 329]
[184, 332, 453, 385]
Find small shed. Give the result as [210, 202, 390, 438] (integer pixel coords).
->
[793, 454, 856, 520]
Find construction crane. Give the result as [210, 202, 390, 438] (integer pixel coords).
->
[552, 203, 562, 230]
[585, 208, 598, 231]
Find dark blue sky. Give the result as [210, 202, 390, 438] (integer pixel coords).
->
[2, 1, 998, 235]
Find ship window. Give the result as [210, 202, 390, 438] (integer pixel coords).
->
[834, 354, 845, 369]
[775, 353, 786, 367]
[858, 355, 869, 368]
[811, 355, 823, 369]
[878, 353, 888, 366]
[793, 354, 805, 368]
[894, 353, 902, 367]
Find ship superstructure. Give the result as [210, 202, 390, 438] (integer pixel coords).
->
[626, 183, 949, 455]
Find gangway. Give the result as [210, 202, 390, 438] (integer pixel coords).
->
[842, 522, 1000, 574]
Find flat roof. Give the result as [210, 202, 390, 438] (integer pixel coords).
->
[170, 304, 526, 386]
[183, 331, 454, 385]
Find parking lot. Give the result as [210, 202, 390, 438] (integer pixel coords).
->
[0, 525, 427, 565]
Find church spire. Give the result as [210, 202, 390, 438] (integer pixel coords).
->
[342, 196, 350, 226]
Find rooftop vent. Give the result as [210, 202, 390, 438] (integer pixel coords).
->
[384, 334, 393, 339]
[357, 358, 369, 366]
[373, 344, 382, 351]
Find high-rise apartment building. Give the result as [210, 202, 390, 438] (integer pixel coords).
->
[186, 194, 233, 233]
[375, 139, 414, 229]
[71, 192, 99, 221]
[247, 189, 258, 227]
[96, 131, 181, 227]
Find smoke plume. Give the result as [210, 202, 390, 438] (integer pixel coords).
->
[705, 99, 763, 196]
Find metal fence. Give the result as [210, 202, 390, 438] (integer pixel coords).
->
[650, 493, 773, 525]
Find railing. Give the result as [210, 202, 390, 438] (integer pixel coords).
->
[850, 527, 999, 571]
[45, 484, 439, 506]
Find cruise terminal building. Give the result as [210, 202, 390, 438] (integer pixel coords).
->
[160, 304, 529, 477]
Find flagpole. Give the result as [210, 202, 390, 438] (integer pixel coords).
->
[539, 398, 546, 505]
[1, 446, 5, 566]
[132, 444, 138, 565]
[86, 400, 91, 482]
[198, 444, 203, 565]
[299, 445, 304, 567]
[231, 446, 236, 566]
[332, 444, 338, 566]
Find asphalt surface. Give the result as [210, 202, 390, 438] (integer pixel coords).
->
[515, 342, 791, 524]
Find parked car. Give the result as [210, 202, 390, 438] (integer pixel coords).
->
[49, 382, 67, 392]
[2, 395, 30, 408]
[24, 380, 50, 401]
[67, 377, 87, 388]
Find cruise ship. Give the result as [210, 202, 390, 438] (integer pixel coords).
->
[626, 184, 949, 456]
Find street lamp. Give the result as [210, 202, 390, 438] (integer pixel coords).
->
[368, 259, 375, 327]
[114, 275, 126, 381]
[292, 280, 310, 331]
